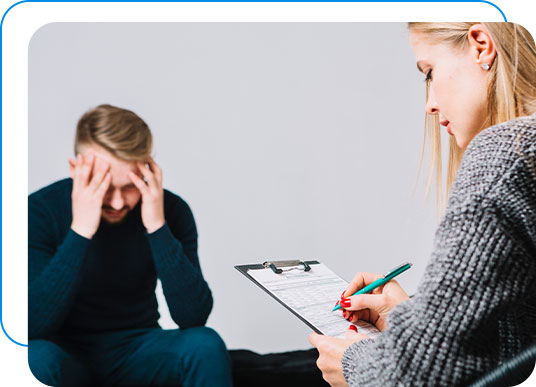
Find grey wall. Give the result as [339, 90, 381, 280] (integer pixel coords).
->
[29, 23, 442, 353]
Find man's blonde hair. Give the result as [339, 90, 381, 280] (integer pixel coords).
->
[75, 104, 153, 161]
[408, 22, 536, 212]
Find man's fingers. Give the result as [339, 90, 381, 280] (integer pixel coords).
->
[79, 153, 95, 186]
[72, 154, 83, 189]
[88, 161, 110, 191]
[95, 173, 112, 197]
[147, 158, 163, 185]
[128, 171, 149, 196]
[93, 156, 110, 174]
[136, 162, 157, 189]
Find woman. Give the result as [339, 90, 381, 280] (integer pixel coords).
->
[310, 22, 536, 386]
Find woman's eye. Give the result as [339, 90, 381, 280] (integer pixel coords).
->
[425, 69, 433, 82]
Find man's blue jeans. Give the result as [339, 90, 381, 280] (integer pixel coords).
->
[28, 327, 232, 386]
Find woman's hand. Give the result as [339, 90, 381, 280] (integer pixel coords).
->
[309, 326, 369, 386]
[339, 272, 409, 331]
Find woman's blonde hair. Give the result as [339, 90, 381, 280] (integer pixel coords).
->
[75, 104, 153, 161]
[408, 22, 536, 212]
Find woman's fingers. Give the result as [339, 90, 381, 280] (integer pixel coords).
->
[345, 272, 383, 297]
[308, 332, 323, 348]
[342, 294, 384, 312]
[345, 326, 369, 341]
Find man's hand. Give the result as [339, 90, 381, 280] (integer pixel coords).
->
[309, 327, 369, 386]
[70, 153, 111, 239]
[128, 158, 165, 233]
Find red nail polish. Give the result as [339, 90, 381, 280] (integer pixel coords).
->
[342, 310, 347, 318]
[341, 290, 346, 299]
[349, 325, 358, 332]
[340, 298, 351, 308]
[334, 300, 340, 308]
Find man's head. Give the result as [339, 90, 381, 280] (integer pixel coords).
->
[70, 104, 153, 224]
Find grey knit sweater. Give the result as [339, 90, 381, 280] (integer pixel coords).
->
[342, 113, 536, 386]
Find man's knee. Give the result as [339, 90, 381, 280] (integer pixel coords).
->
[183, 327, 228, 358]
[174, 327, 231, 384]
[29, 339, 89, 387]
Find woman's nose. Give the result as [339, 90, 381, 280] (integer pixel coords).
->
[425, 87, 439, 115]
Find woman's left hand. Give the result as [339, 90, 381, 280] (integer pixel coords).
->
[309, 326, 369, 386]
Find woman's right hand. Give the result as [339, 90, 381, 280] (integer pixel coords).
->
[339, 272, 410, 331]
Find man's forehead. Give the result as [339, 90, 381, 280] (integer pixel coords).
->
[78, 144, 143, 184]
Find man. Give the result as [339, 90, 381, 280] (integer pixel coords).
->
[28, 104, 232, 386]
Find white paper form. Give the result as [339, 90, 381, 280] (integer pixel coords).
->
[247, 263, 380, 338]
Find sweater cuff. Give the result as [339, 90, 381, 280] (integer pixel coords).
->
[60, 229, 92, 267]
[342, 338, 375, 384]
[146, 222, 175, 246]
[145, 223, 184, 268]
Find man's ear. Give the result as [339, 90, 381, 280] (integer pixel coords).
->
[68, 158, 76, 179]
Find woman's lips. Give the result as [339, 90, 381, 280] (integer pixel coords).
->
[440, 120, 453, 136]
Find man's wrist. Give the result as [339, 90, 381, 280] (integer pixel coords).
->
[146, 220, 165, 234]
[71, 223, 94, 239]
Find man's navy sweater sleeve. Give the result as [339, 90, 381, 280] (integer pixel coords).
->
[28, 195, 90, 340]
[146, 192, 213, 328]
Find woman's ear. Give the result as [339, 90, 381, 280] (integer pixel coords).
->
[468, 24, 497, 68]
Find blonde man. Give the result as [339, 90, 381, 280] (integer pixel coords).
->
[28, 104, 232, 386]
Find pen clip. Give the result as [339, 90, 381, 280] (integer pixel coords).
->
[382, 261, 412, 278]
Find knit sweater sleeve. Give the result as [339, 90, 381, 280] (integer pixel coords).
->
[342, 119, 536, 385]
[28, 195, 91, 340]
[146, 193, 213, 328]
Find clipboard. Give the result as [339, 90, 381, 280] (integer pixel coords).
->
[235, 260, 321, 333]
[235, 259, 380, 338]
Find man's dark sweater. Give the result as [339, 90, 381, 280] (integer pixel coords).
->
[28, 178, 213, 340]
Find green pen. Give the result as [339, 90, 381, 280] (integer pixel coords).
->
[332, 262, 412, 312]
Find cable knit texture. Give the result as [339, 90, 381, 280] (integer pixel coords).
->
[342, 113, 536, 386]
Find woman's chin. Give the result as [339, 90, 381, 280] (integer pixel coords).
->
[454, 136, 470, 150]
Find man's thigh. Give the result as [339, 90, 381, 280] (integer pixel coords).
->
[29, 339, 91, 386]
[105, 327, 232, 387]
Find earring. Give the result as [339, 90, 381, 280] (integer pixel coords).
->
[481, 63, 490, 71]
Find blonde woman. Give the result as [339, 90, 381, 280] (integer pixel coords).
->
[310, 23, 536, 386]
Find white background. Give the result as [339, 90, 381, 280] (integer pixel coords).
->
[2, 0, 536, 385]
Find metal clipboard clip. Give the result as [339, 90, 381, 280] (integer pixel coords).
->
[263, 260, 312, 274]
